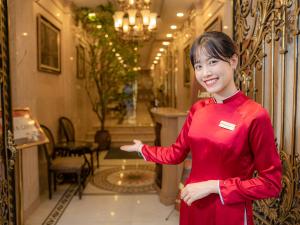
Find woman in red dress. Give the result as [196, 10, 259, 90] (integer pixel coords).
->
[120, 31, 282, 225]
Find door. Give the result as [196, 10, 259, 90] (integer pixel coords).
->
[0, 0, 17, 224]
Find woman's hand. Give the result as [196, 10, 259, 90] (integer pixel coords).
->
[120, 139, 143, 152]
[181, 180, 219, 206]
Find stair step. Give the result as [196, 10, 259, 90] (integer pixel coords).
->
[86, 132, 154, 140]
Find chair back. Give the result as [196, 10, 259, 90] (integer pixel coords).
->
[59, 117, 75, 142]
[40, 125, 56, 162]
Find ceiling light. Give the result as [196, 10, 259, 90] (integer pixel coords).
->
[96, 24, 102, 29]
[157, 53, 162, 56]
[88, 13, 96, 20]
[170, 25, 177, 30]
[155, 56, 159, 60]
[166, 33, 173, 38]
[159, 48, 165, 52]
[113, 0, 157, 41]
[208, 13, 212, 17]
[153, 60, 158, 64]
[176, 12, 184, 17]
[162, 41, 170, 46]
[223, 25, 228, 29]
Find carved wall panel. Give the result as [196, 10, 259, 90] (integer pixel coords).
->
[234, 0, 300, 224]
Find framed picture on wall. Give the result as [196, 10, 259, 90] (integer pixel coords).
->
[76, 45, 85, 79]
[37, 14, 61, 74]
[183, 44, 191, 86]
[205, 17, 222, 32]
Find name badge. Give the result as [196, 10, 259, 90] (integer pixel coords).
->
[219, 120, 236, 131]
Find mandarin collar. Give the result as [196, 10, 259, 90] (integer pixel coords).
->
[211, 90, 248, 105]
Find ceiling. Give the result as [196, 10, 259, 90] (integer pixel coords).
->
[70, 0, 199, 69]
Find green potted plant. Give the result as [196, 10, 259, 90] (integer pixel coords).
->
[76, 3, 139, 149]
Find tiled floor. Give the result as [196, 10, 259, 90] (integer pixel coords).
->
[25, 153, 179, 225]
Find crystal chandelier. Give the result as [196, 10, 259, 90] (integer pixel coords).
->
[113, 0, 157, 41]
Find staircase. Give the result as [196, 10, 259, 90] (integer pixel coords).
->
[86, 123, 155, 148]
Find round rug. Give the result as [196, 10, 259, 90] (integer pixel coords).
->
[91, 164, 156, 193]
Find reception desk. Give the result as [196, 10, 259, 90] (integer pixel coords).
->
[150, 107, 188, 205]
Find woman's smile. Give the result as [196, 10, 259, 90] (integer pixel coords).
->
[203, 77, 219, 87]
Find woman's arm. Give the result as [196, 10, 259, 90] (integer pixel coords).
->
[218, 109, 282, 205]
[140, 103, 199, 165]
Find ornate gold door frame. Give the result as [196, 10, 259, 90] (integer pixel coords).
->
[0, 0, 17, 224]
[234, 0, 300, 224]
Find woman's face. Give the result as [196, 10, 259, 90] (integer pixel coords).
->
[194, 49, 237, 96]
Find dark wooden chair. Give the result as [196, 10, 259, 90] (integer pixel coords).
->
[58, 116, 96, 174]
[40, 125, 88, 199]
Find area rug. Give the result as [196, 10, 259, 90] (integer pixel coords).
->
[91, 164, 156, 193]
[41, 184, 78, 225]
[104, 148, 142, 159]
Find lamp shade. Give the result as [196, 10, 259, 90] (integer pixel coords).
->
[148, 13, 157, 30]
[113, 11, 124, 28]
[123, 18, 129, 33]
[141, 9, 150, 26]
[127, 9, 137, 26]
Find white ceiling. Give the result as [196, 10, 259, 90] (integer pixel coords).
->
[70, 0, 198, 69]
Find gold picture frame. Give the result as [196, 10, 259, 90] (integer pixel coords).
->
[37, 14, 61, 74]
[183, 44, 191, 86]
[76, 45, 85, 79]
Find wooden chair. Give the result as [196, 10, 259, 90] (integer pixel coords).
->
[58, 116, 96, 174]
[40, 125, 87, 199]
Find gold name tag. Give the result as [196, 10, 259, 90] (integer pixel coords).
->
[219, 120, 236, 131]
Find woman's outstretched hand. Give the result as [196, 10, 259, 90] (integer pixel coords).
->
[120, 139, 143, 152]
[181, 180, 219, 206]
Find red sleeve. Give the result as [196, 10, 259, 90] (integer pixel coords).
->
[141, 103, 199, 165]
[219, 109, 282, 204]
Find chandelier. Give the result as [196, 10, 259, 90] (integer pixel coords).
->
[113, 0, 157, 41]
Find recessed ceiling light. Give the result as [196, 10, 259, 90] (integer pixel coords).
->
[155, 56, 159, 60]
[153, 60, 158, 64]
[223, 25, 228, 29]
[170, 25, 177, 30]
[166, 33, 173, 38]
[159, 48, 165, 52]
[157, 53, 162, 56]
[176, 12, 184, 17]
[88, 13, 96, 20]
[208, 13, 212, 17]
[96, 24, 102, 29]
[162, 41, 170, 46]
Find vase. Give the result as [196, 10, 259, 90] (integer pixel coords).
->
[94, 129, 111, 150]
